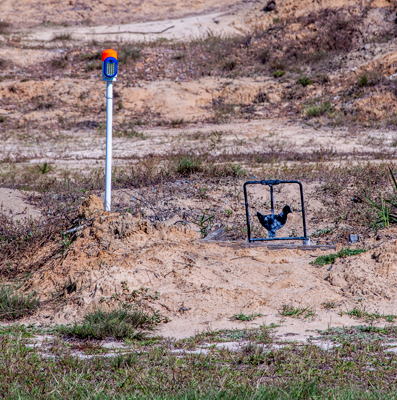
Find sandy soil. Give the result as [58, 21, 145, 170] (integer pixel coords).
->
[1, 116, 394, 168]
[0, 0, 244, 28]
[0, 188, 41, 219]
[12, 196, 395, 339]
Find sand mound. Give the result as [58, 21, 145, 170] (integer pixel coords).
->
[325, 238, 397, 300]
[22, 209, 339, 325]
[20, 208, 397, 334]
[78, 195, 104, 219]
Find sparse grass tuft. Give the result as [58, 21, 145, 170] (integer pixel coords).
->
[279, 305, 315, 319]
[306, 101, 332, 118]
[0, 286, 39, 321]
[51, 56, 68, 69]
[58, 306, 158, 340]
[311, 248, 366, 266]
[298, 76, 312, 87]
[323, 301, 337, 309]
[175, 157, 203, 175]
[272, 69, 285, 78]
[366, 167, 397, 228]
[341, 307, 397, 322]
[231, 312, 263, 321]
[119, 48, 141, 63]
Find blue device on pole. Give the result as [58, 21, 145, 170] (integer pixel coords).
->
[103, 57, 118, 78]
[102, 49, 118, 82]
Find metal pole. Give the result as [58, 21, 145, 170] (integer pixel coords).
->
[105, 81, 113, 212]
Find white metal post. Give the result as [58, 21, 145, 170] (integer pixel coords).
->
[105, 81, 113, 212]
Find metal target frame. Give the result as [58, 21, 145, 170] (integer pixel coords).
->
[243, 179, 309, 243]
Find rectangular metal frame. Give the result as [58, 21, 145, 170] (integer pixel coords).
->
[243, 179, 308, 242]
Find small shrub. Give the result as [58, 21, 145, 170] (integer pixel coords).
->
[298, 76, 312, 87]
[223, 59, 237, 71]
[323, 301, 337, 309]
[257, 49, 270, 64]
[119, 48, 141, 63]
[51, 56, 68, 69]
[229, 163, 246, 177]
[36, 162, 53, 174]
[0, 21, 11, 34]
[357, 72, 380, 88]
[170, 118, 184, 127]
[306, 101, 332, 118]
[270, 59, 285, 71]
[272, 70, 285, 78]
[58, 306, 158, 340]
[172, 52, 186, 60]
[51, 33, 73, 41]
[0, 286, 39, 321]
[191, 210, 214, 237]
[176, 157, 202, 175]
[358, 74, 368, 87]
[255, 91, 267, 103]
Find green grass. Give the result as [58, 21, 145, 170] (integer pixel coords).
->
[279, 305, 315, 319]
[341, 307, 397, 322]
[311, 247, 366, 266]
[231, 313, 263, 321]
[175, 157, 203, 175]
[0, 286, 39, 321]
[297, 76, 312, 87]
[305, 101, 332, 118]
[366, 167, 397, 228]
[57, 306, 159, 340]
[271, 69, 285, 78]
[2, 323, 397, 398]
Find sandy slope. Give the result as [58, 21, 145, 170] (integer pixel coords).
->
[0, 0, 243, 28]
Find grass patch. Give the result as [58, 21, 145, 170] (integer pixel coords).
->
[341, 307, 397, 322]
[366, 167, 397, 229]
[0, 286, 39, 321]
[231, 312, 263, 321]
[118, 48, 141, 63]
[57, 306, 158, 340]
[175, 157, 203, 175]
[2, 322, 397, 397]
[310, 247, 366, 266]
[306, 101, 332, 118]
[298, 76, 312, 87]
[279, 305, 315, 319]
[272, 70, 285, 78]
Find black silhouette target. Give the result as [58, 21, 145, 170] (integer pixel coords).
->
[243, 180, 308, 242]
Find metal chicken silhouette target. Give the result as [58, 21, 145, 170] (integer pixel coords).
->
[243, 180, 309, 243]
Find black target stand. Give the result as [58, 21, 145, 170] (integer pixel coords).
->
[243, 179, 309, 243]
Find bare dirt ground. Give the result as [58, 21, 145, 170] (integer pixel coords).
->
[2, 0, 397, 340]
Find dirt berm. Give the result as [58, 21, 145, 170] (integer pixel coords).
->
[21, 196, 397, 337]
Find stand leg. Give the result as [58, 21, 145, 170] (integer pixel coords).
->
[105, 81, 113, 212]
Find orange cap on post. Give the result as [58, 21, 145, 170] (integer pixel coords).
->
[102, 49, 118, 61]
